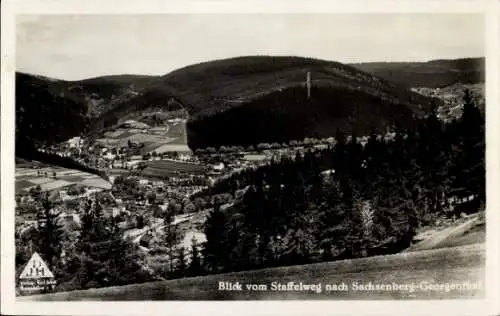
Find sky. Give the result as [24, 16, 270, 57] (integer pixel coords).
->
[16, 14, 484, 81]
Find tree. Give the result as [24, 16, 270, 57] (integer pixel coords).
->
[203, 202, 229, 273]
[193, 197, 207, 210]
[359, 200, 375, 256]
[69, 198, 152, 289]
[175, 247, 186, 278]
[183, 202, 197, 214]
[36, 193, 64, 270]
[188, 238, 202, 277]
[195, 148, 206, 155]
[451, 89, 485, 204]
[332, 128, 347, 174]
[316, 183, 348, 260]
[29, 185, 43, 201]
[136, 215, 145, 229]
[163, 222, 181, 276]
[67, 186, 79, 196]
[163, 203, 181, 275]
[146, 191, 157, 205]
[148, 204, 163, 218]
[280, 213, 316, 265]
[257, 143, 271, 151]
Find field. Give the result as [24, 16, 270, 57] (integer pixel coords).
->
[96, 131, 168, 149]
[152, 143, 191, 154]
[141, 159, 208, 177]
[243, 154, 267, 161]
[19, 243, 485, 301]
[96, 120, 190, 154]
[15, 166, 111, 194]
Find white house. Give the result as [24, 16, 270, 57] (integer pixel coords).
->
[67, 136, 83, 149]
[212, 162, 225, 171]
[320, 169, 336, 177]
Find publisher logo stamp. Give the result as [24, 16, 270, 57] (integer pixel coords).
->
[18, 252, 57, 292]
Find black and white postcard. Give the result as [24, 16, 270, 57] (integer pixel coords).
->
[1, 0, 499, 315]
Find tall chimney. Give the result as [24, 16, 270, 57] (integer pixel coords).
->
[306, 71, 311, 99]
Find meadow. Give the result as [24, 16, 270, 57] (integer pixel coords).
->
[141, 159, 208, 177]
[96, 120, 190, 154]
[19, 243, 485, 300]
[15, 166, 111, 194]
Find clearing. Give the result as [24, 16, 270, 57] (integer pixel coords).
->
[15, 166, 111, 194]
[141, 160, 208, 177]
[407, 212, 485, 252]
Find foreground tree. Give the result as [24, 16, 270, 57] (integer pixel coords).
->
[65, 198, 152, 290]
[36, 193, 64, 270]
[203, 202, 230, 273]
[188, 238, 202, 277]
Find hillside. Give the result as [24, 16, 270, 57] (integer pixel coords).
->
[89, 56, 441, 149]
[18, 244, 485, 300]
[350, 57, 485, 88]
[110, 56, 439, 119]
[15, 72, 156, 151]
[187, 85, 430, 149]
[18, 56, 464, 151]
[69, 74, 157, 117]
[15, 72, 89, 150]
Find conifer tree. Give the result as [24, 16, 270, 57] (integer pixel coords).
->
[280, 212, 316, 265]
[203, 202, 229, 273]
[333, 128, 347, 174]
[163, 222, 181, 276]
[176, 247, 186, 278]
[73, 197, 151, 288]
[36, 192, 64, 270]
[188, 237, 202, 277]
[454, 89, 485, 204]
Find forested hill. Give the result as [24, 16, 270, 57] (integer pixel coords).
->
[15, 72, 155, 150]
[193, 89, 485, 275]
[121, 55, 439, 120]
[91, 56, 440, 149]
[16, 56, 440, 151]
[15, 72, 89, 150]
[350, 57, 485, 88]
[18, 56, 447, 150]
[186, 85, 436, 149]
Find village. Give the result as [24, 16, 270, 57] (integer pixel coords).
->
[15, 107, 409, 289]
[13, 91, 486, 299]
[411, 83, 485, 122]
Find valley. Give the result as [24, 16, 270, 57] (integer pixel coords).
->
[14, 55, 485, 298]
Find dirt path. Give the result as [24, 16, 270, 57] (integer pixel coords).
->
[405, 215, 481, 252]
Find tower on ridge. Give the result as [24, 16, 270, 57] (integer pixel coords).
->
[306, 71, 311, 100]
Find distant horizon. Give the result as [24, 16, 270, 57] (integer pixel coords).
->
[16, 14, 484, 81]
[17, 54, 485, 82]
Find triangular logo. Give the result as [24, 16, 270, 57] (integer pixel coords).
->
[19, 252, 55, 279]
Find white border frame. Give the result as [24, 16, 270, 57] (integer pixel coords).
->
[2, 0, 499, 315]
